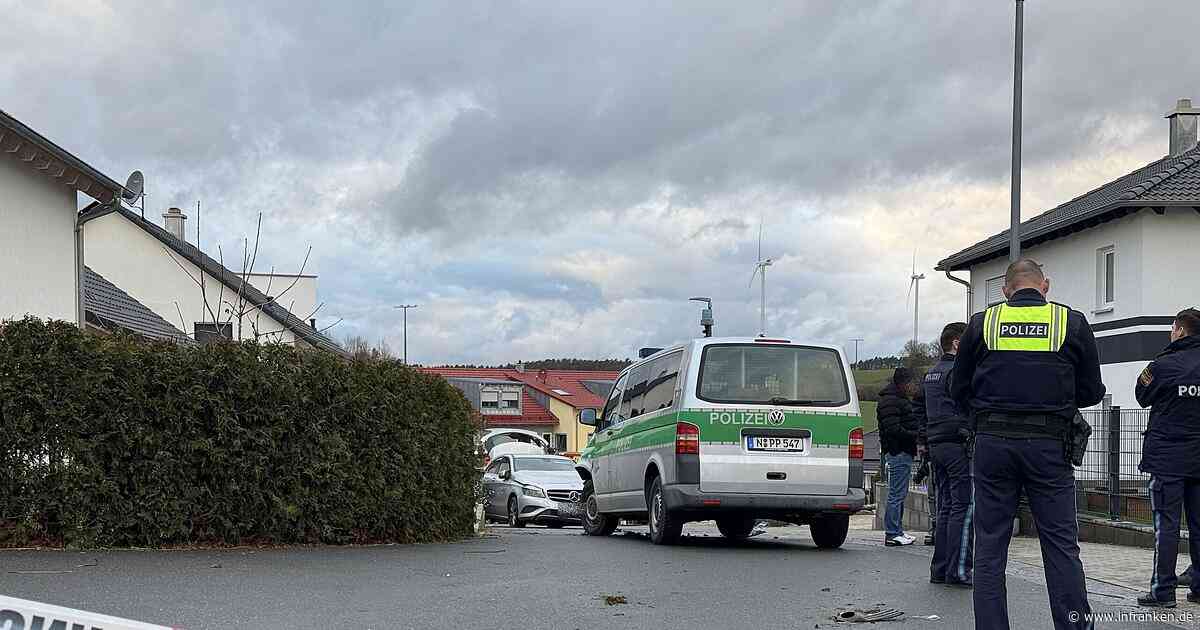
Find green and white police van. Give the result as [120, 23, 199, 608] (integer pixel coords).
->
[576, 336, 865, 547]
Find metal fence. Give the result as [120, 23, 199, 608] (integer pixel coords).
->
[1076, 407, 1153, 524]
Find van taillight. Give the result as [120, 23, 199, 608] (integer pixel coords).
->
[849, 428, 864, 460]
[676, 422, 700, 455]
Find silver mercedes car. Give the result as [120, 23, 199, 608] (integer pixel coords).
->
[482, 454, 585, 527]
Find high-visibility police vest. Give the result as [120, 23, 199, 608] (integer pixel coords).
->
[983, 303, 1068, 353]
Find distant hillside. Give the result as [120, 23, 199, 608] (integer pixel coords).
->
[434, 358, 632, 371]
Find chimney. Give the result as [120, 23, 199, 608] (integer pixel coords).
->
[162, 207, 187, 241]
[1166, 98, 1200, 157]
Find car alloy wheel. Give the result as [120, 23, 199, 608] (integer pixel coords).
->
[507, 496, 525, 528]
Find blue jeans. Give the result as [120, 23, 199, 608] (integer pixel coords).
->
[884, 452, 913, 538]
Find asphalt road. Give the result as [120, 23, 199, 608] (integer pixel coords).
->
[0, 523, 1188, 629]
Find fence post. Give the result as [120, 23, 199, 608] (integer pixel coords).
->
[1108, 406, 1121, 521]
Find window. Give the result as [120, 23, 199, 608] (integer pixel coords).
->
[642, 351, 683, 413]
[697, 344, 850, 406]
[601, 374, 628, 426]
[495, 458, 511, 478]
[1097, 246, 1115, 309]
[194, 322, 232, 345]
[985, 276, 1005, 307]
[501, 390, 520, 409]
[551, 389, 571, 396]
[555, 433, 568, 452]
[481, 390, 500, 410]
[621, 363, 649, 420]
[541, 433, 552, 445]
[512, 456, 575, 472]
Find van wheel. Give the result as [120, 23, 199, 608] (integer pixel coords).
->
[810, 514, 849, 549]
[507, 496, 525, 529]
[647, 477, 683, 545]
[582, 481, 617, 536]
[716, 516, 757, 540]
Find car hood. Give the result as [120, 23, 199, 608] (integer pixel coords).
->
[511, 470, 584, 490]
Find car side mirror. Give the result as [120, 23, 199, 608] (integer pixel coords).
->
[499, 470, 511, 480]
[578, 408, 598, 426]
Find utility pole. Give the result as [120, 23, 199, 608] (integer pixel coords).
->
[1010, 0, 1024, 262]
[849, 338, 864, 366]
[394, 304, 419, 364]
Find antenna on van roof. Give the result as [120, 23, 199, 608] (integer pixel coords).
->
[689, 297, 713, 337]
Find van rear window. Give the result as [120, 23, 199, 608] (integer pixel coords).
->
[697, 344, 849, 406]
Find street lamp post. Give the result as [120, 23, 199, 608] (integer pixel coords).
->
[1010, 0, 1024, 262]
[849, 338, 864, 366]
[394, 304, 419, 364]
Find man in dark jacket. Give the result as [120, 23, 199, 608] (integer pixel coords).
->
[1135, 308, 1200, 608]
[879, 367, 919, 546]
[915, 322, 972, 587]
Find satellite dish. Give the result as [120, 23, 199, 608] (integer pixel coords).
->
[122, 170, 144, 202]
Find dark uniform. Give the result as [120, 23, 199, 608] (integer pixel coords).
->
[1136, 333, 1200, 604]
[952, 288, 1105, 630]
[914, 353, 973, 586]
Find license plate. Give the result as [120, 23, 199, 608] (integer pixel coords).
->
[746, 436, 804, 452]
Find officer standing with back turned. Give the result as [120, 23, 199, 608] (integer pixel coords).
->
[951, 259, 1105, 630]
[1135, 308, 1200, 608]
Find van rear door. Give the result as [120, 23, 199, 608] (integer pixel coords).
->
[693, 343, 857, 496]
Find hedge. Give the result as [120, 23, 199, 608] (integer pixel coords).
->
[0, 317, 480, 548]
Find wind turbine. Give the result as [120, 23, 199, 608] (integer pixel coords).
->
[906, 251, 925, 350]
[749, 222, 773, 337]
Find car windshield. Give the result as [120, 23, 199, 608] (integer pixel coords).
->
[697, 344, 849, 406]
[513, 457, 575, 472]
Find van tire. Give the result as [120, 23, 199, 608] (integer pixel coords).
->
[582, 481, 617, 536]
[647, 477, 683, 545]
[716, 516, 757, 540]
[810, 514, 849, 549]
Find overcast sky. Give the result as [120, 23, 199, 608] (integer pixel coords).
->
[4, 1, 1198, 364]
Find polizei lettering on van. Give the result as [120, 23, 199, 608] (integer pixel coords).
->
[709, 410, 786, 426]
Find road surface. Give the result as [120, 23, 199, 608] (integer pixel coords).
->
[0, 522, 1188, 629]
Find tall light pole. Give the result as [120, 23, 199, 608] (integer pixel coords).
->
[849, 338, 864, 366]
[394, 304, 419, 364]
[1010, 0, 1024, 262]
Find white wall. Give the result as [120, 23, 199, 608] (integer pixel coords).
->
[245, 273, 318, 325]
[968, 212, 1145, 322]
[1139, 209, 1200, 315]
[84, 213, 304, 346]
[0, 154, 78, 323]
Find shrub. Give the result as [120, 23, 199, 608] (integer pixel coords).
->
[0, 317, 480, 548]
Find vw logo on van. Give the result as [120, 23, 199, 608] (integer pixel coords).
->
[767, 410, 786, 426]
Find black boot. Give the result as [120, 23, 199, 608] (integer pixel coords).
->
[1136, 593, 1177, 608]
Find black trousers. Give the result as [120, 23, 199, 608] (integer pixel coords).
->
[1148, 474, 1200, 601]
[973, 434, 1092, 630]
[930, 442, 973, 584]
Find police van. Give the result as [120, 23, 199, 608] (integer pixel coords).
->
[576, 336, 865, 547]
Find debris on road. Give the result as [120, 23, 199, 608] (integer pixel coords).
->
[7, 570, 73, 575]
[749, 521, 768, 537]
[601, 594, 627, 606]
[833, 609, 904, 623]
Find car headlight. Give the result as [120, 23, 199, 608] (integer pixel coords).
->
[522, 485, 546, 498]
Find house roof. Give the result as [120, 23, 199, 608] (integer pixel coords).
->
[84, 266, 192, 343]
[426, 367, 620, 410]
[0, 109, 124, 203]
[80, 202, 348, 357]
[937, 143, 1200, 271]
[435, 372, 560, 427]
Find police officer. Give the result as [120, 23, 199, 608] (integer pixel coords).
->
[1135, 308, 1200, 608]
[915, 321, 972, 587]
[951, 259, 1105, 630]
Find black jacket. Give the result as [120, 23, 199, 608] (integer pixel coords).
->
[951, 289, 1106, 430]
[915, 353, 968, 446]
[1137, 335, 1200, 478]
[878, 382, 918, 456]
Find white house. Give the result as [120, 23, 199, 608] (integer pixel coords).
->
[82, 203, 346, 356]
[938, 99, 1200, 409]
[0, 109, 123, 325]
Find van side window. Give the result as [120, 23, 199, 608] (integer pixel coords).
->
[643, 352, 683, 413]
[602, 374, 628, 427]
[622, 363, 649, 420]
